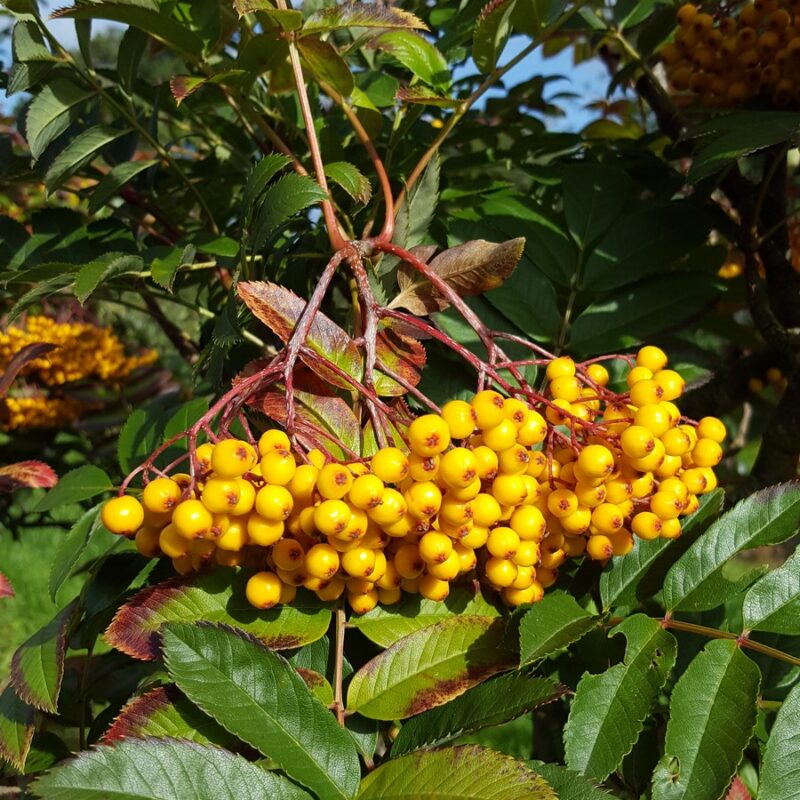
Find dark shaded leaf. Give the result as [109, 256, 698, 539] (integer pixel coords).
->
[759, 682, 800, 800]
[473, 0, 517, 73]
[519, 591, 597, 666]
[88, 159, 159, 215]
[0, 684, 35, 772]
[45, 125, 129, 193]
[297, 37, 354, 96]
[25, 78, 95, 160]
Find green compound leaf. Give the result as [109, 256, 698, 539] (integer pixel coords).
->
[370, 30, 450, 88]
[0, 684, 35, 772]
[759, 682, 800, 800]
[297, 37, 354, 97]
[34, 464, 112, 512]
[528, 762, 612, 800]
[350, 585, 500, 647]
[600, 489, 723, 611]
[48, 504, 104, 601]
[519, 591, 597, 666]
[662, 483, 800, 612]
[88, 159, 159, 215]
[102, 685, 236, 747]
[358, 745, 556, 799]
[11, 600, 79, 713]
[742, 545, 800, 634]
[651, 640, 760, 800]
[74, 253, 144, 303]
[32, 738, 312, 800]
[324, 161, 372, 204]
[44, 125, 130, 194]
[25, 79, 95, 160]
[105, 570, 331, 660]
[162, 623, 359, 800]
[473, 0, 516, 73]
[303, 4, 427, 35]
[347, 616, 514, 720]
[392, 673, 561, 755]
[564, 615, 677, 782]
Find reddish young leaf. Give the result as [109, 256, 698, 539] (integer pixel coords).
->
[169, 75, 205, 105]
[389, 238, 525, 315]
[237, 281, 362, 390]
[105, 571, 331, 661]
[396, 86, 459, 107]
[0, 342, 57, 397]
[0, 573, 13, 599]
[0, 461, 59, 493]
[258, 390, 361, 459]
[302, 3, 428, 34]
[726, 777, 752, 800]
[375, 322, 426, 396]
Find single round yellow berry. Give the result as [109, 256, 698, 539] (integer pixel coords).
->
[305, 543, 341, 579]
[586, 534, 614, 561]
[407, 414, 451, 457]
[211, 438, 257, 478]
[316, 463, 353, 500]
[142, 478, 182, 515]
[258, 429, 291, 456]
[636, 345, 668, 372]
[439, 447, 479, 489]
[441, 400, 477, 439]
[370, 447, 409, 483]
[201, 478, 241, 514]
[260, 450, 297, 486]
[485, 557, 517, 587]
[471, 389, 507, 430]
[696, 417, 727, 443]
[172, 499, 213, 539]
[102, 496, 144, 536]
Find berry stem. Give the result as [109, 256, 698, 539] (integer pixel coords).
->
[333, 605, 347, 726]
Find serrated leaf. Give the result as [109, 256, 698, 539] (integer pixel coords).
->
[32, 738, 312, 800]
[163, 623, 359, 800]
[105, 570, 331, 661]
[8, 274, 75, 322]
[374, 322, 426, 397]
[511, 0, 566, 34]
[600, 490, 724, 610]
[51, 3, 204, 60]
[0, 460, 58, 492]
[528, 762, 612, 800]
[74, 253, 143, 303]
[88, 159, 158, 214]
[392, 673, 560, 755]
[394, 154, 439, 251]
[347, 615, 514, 720]
[562, 162, 634, 248]
[116, 399, 172, 475]
[151, 244, 196, 291]
[357, 745, 556, 799]
[297, 36, 354, 97]
[564, 615, 677, 782]
[48, 504, 103, 601]
[742, 546, 800, 634]
[13, 20, 56, 63]
[519, 591, 597, 666]
[390, 238, 525, 315]
[169, 70, 246, 105]
[238, 281, 362, 390]
[0, 684, 35, 772]
[255, 389, 361, 460]
[395, 86, 459, 107]
[44, 125, 129, 193]
[103, 685, 240, 746]
[250, 173, 328, 250]
[34, 464, 112, 512]
[350, 585, 500, 647]
[11, 600, 78, 713]
[651, 641, 760, 800]
[25, 79, 95, 160]
[759, 682, 800, 800]
[241, 153, 292, 217]
[0, 573, 13, 599]
[233, 1, 302, 29]
[370, 30, 450, 88]
[303, 3, 427, 35]
[473, 0, 517, 73]
[325, 161, 372, 204]
[663, 483, 800, 612]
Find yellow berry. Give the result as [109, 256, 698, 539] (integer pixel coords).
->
[632, 511, 662, 540]
[419, 531, 453, 564]
[482, 418, 518, 451]
[471, 389, 507, 430]
[491, 473, 528, 506]
[453, 542, 477, 573]
[348, 474, 384, 510]
[591, 503, 625, 534]
[586, 534, 614, 561]
[102, 496, 144, 536]
[368, 488, 407, 526]
[211, 438, 257, 478]
[427, 550, 461, 580]
[485, 557, 517, 587]
[215, 518, 248, 551]
[394, 543, 424, 578]
[405, 481, 443, 519]
[626, 366, 653, 388]
[172, 499, 213, 539]
[348, 589, 379, 614]
[653, 369, 684, 401]
[547, 489, 579, 519]
[288, 464, 319, 505]
[142, 478, 182, 514]
[260, 450, 297, 486]
[272, 538, 305, 571]
[305, 543, 340, 579]
[370, 447, 409, 483]
[314, 499, 352, 537]
[134, 526, 161, 557]
[487, 526, 520, 559]
[661, 427, 692, 457]
[510, 505, 546, 541]
[317, 576, 346, 601]
[407, 414, 451, 457]
[620, 425, 656, 459]
[341, 547, 377, 578]
[550, 375, 581, 402]
[650, 491, 682, 521]
[561, 506, 592, 534]
[636, 345, 668, 372]
[517, 410, 547, 446]
[471, 493, 502, 527]
[577, 444, 615, 479]
[258, 429, 291, 456]
[409, 453, 440, 482]
[255, 484, 294, 522]
[159, 523, 191, 558]
[246, 514, 285, 546]
[586, 363, 609, 386]
[201, 478, 241, 514]
[196, 442, 214, 471]
[441, 400, 477, 439]
[692, 438, 723, 467]
[497, 444, 530, 475]
[316, 463, 353, 500]
[439, 447, 479, 489]
[696, 416, 727, 443]
[629, 379, 663, 407]
[546, 356, 575, 381]
[419, 573, 450, 601]
[472, 445, 499, 479]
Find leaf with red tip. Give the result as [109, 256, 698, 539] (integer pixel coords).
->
[237, 281, 362, 390]
[302, 3, 428, 35]
[169, 70, 247, 106]
[375, 322, 426, 396]
[257, 390, 361, 460]
[105, 570, 331, 661]
[11, 599, 79, 713]
[103, 685, 236, 746]
[396, 86, 459, 107]
[0, 684, 35, 772]
[389, 238, 525, 315]
[0, 573, 13, 599]
[0, 461, 58, 493]
[0, 342, 57, 396]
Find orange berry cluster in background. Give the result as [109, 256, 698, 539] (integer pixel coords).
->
[1, 395, 82, 432]
[661, 1, 800, 107]
[102, 346, 725, 614]
[0, 315, 157, 386]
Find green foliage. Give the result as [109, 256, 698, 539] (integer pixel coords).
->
[518, 591, 597, 665]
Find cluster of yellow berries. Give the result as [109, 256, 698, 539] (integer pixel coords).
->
[661, 1, 800, 107]
[749, 365, 789, 395]
[100, 345, 725, 614]
[1, 395, 82, 431]
[0, 316, 157, 386]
